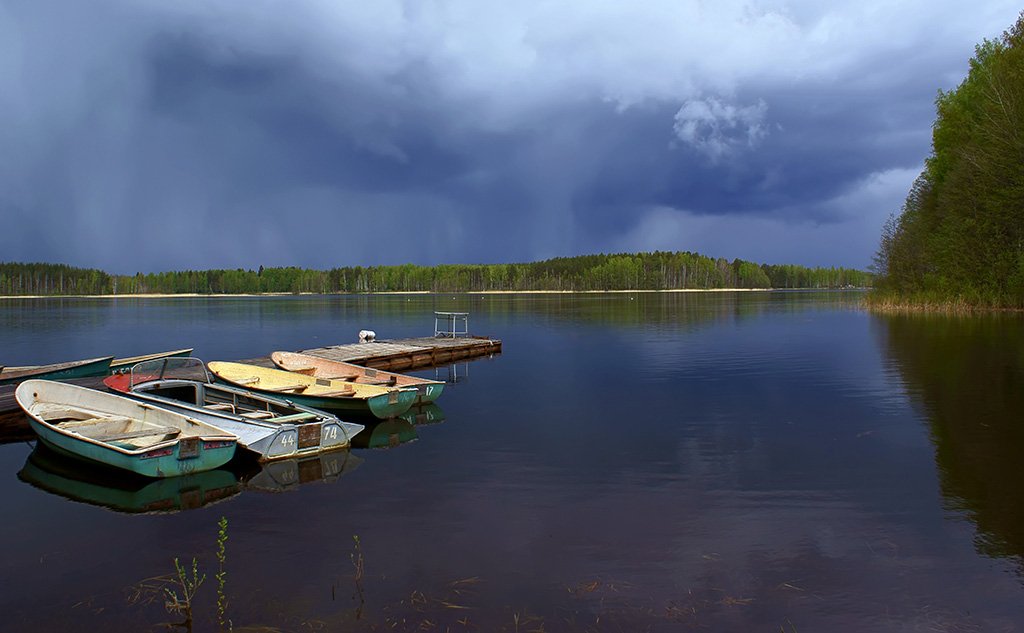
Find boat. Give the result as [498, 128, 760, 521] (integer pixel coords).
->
[104, 358, 363, 462]
[0, 356, 114, 386]
[15, 379, 237, 478]
[271, 351, 445, 404]
[208, 361, 419, 419]
[110, 348, 194, 373]
[18, 443, 239, 514]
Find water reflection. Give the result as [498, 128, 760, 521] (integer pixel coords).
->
[351, 418, 419, 449]
[18, 442, 370, 510]
[876, 313, 1024, 564]
[18, 443, 240, 514]
[233, 450, 363, 492]
[399, 403, 446, 426]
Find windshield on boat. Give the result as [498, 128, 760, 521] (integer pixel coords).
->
[129, 357, 211, 387]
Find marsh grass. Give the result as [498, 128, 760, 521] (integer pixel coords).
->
[865, 291, 1024, 314]
[130, 521, 806, 632]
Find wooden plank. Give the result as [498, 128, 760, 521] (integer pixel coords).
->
[98, 427, 181, 442]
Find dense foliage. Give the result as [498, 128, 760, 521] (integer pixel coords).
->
[871, 14, 1024, 308]
[0, 254, 869, 296]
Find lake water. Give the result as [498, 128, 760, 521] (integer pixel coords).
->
[1, 292, 1023, 632]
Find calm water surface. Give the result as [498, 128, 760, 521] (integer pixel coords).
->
[1, 292, 1023, 632]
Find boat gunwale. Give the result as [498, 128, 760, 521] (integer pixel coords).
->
[2, 356, 115, 381]
[105, 376, 334, 430]
[271, 351, 444, 387]
[208, 361, 418, 401]
[110, 348, 195, 369]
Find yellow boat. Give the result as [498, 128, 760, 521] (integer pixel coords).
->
[207, 361, 419, 420]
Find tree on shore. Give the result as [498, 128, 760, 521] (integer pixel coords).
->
[0, 253, 870, 297]
[871, 13, 1024, 308]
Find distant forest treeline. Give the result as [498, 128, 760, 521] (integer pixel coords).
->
[0, 253, 870, 296]
[870, 14, 1024, 309]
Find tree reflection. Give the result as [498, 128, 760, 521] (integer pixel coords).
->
[876, 314, 1024, 564]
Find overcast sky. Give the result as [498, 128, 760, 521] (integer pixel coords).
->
[1, 1, 1020, 273]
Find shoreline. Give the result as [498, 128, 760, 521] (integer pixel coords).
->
[0, 288, 868, 300]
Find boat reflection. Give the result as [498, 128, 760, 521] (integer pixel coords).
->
[351, 418, 419, 449]
[399, 402, 446, 426]
[232, 449, 363, 492]
[18, 443, 240, 514]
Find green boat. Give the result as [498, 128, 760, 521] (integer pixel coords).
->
[109, 348, 194, 374]
[0, 355, 114, 386]
[272, 351, 445, 404]
[16, 380, 238, 478]
[208, 361, 419, 419]
[18, 443, 240, 514]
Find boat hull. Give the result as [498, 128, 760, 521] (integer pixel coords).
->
[0, 356, 114, 386]
[31, 418, 235, 478]
[271, 351, 446, 404]
[104, 371, 364, 462]
[17, 380, 237, 478]
[208, 361, 418, 420]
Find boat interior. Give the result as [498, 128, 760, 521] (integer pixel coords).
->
[34, 404, 188, 450]
[136, 381, 318, 424]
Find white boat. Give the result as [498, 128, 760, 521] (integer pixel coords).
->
[16, 380, 237, 478]
[104, 358, 364, 462]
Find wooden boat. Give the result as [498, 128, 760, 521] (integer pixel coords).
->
[208, 361, 419, 420]
[104, 358, 363, 461]
[18, 443, 239, 514]
[16, 380, 237, 478]
[271, 351, 445, 404]
[110, 348, 193, 373]
[0, 356, 114, 386]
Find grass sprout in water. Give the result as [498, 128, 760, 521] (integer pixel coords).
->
[216, 516, 229, 630]
[164, 557, 205, 628]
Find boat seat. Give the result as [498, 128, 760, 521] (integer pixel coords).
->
[101, 427, 182, 442]
[315, 388, 356, 398]
[363, 378, 398, 386]
[58, 415, 135, 429]
[234, 376, 260, 385]
[241, 410, 275, 419]
[269, 384, 308, 392]
[322, 374, 360, 381]
[268, 412, 318, 423]
[204, 403, 234, 411]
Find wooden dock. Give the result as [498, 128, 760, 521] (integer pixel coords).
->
[0, 335, 501, 440]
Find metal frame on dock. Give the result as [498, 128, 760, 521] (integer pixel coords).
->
[434, 312, 469, 338]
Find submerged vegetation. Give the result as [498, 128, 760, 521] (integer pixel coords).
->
[122, 518, 802, 632]
[869, 13, 1024, 310]
[0, 252, 869, 296]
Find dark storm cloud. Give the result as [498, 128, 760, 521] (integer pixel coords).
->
[0, 1, 1020, 271]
